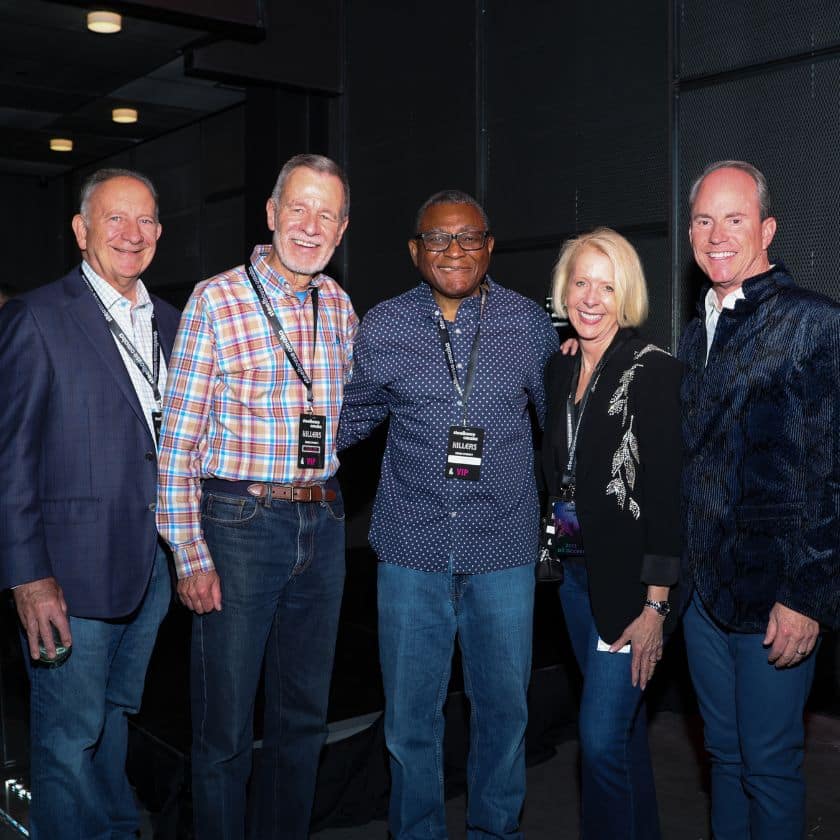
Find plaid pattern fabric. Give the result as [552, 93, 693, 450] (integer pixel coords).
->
[81, 262, 168, 442]
[157, 245, 358, 577]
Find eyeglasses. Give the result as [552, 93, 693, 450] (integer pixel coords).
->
[414, 230, 491, 252]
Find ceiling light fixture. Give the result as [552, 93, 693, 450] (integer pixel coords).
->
[50, 138, 73, 152]
[87, 11, 122, 34]
[112, 107, 138, 124]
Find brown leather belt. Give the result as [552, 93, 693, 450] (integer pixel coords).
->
[247, 483, 336, 502]
[203, 478, 336, 503]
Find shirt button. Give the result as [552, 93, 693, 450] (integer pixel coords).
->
[457, 400, 463, 406]
[450, 511, 457, 518]
[145, 451, 155, 461]
[456, 363, 463, 369]
[455, 328, 462, 335]
[148, 502, 157, 512]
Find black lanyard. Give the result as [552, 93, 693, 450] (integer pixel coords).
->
[435, 285, 487, 426]
[245, 262, 319, 411]
[80, 269, 161, 405]
[562, 335, 626, 486]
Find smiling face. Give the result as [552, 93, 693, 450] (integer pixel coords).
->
[564, 245, 620, 353]
[71, 175, 161, 301]
[689, 167, 777, 302]
[266, 166, 348, 289]
[408, 202, 494, 320]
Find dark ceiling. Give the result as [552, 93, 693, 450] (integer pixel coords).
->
[0, 0, 253, 178]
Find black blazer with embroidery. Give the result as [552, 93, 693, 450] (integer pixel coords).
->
[541, 328, 683, 642]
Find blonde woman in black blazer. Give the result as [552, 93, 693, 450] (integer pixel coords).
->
[541, 228, 682, 840]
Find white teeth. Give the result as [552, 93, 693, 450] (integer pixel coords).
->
[292, 239, 318, 248]
[578, 311, 602, 323]
[708, 251, 736, 259]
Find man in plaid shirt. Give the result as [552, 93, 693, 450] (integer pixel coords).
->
[157, 154, 357, 839]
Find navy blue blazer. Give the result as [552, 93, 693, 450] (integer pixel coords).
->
[679, 265, 840, 631]
[0, 268, 180, 619]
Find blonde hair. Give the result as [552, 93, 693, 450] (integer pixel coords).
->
[551, 227, 648, 327]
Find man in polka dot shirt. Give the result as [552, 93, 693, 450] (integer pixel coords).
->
[338, 190, 558, 839]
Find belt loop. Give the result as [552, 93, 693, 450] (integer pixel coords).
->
[261, 483, 272, 508]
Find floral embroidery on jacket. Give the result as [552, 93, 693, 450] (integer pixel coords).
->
[605, 344, 664, 519]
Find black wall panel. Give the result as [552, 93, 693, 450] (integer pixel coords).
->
[487, 0, 668, 241]
[485, 0, 670, 341]
[678, 0, 840, 78]
[674, 17, 840, 328]
[0, 175, 67, 292]
[345, 2, 477, 316]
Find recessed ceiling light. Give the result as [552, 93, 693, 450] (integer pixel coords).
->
[87, 11, 122, 34]
[50, 138, 73, 152]
[112, 107, 138, 124]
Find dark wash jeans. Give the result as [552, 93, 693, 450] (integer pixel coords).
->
[190, 483, 346, 840]
[25, 543, 171, 840]
[683, 592, 817, 840]
[377, 561, 535, 840]
[558, 561, 661, 840]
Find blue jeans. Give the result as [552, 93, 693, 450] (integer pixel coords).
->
[190, 485, 346, 840]
[25, 542, 171, 840]
[558, 562, 661, 840]
[377, 561, 535, 840]
[683, 592, 817, 840]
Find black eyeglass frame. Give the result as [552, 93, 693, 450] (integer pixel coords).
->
[413, 230, 492, 252]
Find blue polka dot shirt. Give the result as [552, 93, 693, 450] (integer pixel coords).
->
[337, 278, 559, 573]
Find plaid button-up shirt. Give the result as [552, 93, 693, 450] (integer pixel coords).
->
[157, 245, 358, 578]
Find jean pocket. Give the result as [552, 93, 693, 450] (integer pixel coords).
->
[201, 492, 260, 525]
[321, 498, 346, 522]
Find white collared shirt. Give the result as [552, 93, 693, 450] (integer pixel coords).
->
[704, 286, 745, 363]
[81, 261, 168, 442]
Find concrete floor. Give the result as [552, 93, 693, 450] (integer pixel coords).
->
[312, 711, 840, 840]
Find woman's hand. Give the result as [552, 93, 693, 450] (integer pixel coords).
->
[609, 607, 665, 690]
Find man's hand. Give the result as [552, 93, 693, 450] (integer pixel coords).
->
[763, 602, 819, 668]
[177, 570, 222, 614]
[13, 577, 72, 660]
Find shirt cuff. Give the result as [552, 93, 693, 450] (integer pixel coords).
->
[173, 538, 216, 579]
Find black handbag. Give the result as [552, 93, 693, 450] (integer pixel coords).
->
[536, 542, 564, 583]
[536, 514, 565, 583]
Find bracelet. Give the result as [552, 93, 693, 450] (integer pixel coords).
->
[644, 598, 670, 617]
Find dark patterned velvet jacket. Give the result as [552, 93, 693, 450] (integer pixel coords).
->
[679, 264, 840, 632]
[542, 330, 683, 643]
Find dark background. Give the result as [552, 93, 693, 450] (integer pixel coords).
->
[1, 0, 839, 832]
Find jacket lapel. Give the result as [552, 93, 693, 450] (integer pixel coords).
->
[64, 272, 153, 440]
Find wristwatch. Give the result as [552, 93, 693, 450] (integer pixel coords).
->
[644, 598, 671, 618]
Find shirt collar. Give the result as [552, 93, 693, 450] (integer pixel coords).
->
[81, 260, 151, 311]
[250, 244, 326, 295]
[704, 285, 744, 319]
[417, 275, 494, 320]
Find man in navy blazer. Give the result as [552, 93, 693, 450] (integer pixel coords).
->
[680, 161, 840, 839]
[0, 168, 180, 839]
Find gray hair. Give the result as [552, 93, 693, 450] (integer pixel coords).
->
[414, 190, 490, 233]
[270, 154, 350, 220]
[688, 160, 772, 220]
[79, 168, 159, 221]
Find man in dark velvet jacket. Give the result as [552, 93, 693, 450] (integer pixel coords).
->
[679, 160, 840, 840]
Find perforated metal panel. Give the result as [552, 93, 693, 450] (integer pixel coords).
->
[486, 0, 668, 239]
[678, 0, 840, 78]
[675, 57, 840, 322]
